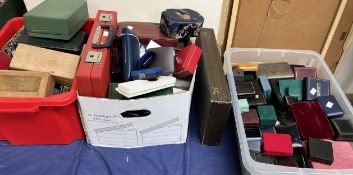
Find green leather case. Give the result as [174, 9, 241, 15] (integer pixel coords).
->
[279, 80, 302, 100]
[257, 105, 277, 127]
[24, 0, 88, 40]
[288, 80, 303, 101]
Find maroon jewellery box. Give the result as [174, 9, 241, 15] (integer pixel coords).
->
[174, 44, 202, 79]
[289, 101, 334, 140]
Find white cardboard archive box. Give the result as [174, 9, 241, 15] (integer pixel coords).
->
[77, 73, 195, 148]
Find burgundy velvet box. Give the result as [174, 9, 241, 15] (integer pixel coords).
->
[289, 101, 334, 140]
[242, 109, 259, 128]
[116, 22, 179, 47]
[294, 67, 317, 80]
[262, 133, 293, 157]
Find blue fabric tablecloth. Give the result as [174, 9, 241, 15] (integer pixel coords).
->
[0, 103, 241, 175]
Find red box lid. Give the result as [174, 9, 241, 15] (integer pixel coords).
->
[175, 44, 202, 78]
[263, 133, 293, 157]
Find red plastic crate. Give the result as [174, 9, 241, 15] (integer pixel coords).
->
[0, 17, 94, 145]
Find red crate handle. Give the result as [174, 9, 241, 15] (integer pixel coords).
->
[0, 106, 39, 113]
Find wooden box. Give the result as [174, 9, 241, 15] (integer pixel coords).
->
[0, 70, 55, 97]
[10, 43, 80, 86]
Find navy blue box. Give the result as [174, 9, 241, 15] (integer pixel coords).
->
[303, 77, 330, 100]
[316, 95, 344, 118]
[131, 67, 164, 80]
[160, 9, 204, 39]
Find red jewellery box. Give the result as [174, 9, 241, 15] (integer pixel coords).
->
[76, 10, 118, 98]
[175, 44, 202, 78]
[0, 17, 94, 145]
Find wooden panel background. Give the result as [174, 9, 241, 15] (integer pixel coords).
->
[231, 0, 340, 53]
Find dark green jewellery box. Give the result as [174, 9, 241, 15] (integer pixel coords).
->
[23, 0, 89, 40]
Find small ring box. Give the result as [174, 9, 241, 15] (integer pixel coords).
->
[257, 105, 277, 127]
[315, 95, 344, 118]
[330, 118, 353, 141]
[242, 109, 259, 128]
[262, 133, 293, 157]
[307, 138, 334, 165]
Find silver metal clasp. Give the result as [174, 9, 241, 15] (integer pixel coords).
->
[99, 13, 112, 22]
[86, 51, 102, 63]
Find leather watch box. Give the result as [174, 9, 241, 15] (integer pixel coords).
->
[303, 77, 330, 101]
[308, 140, 353, 169]
[257, 62, 294, 79]
[10, 44, 80, 86]
[24, 0, 88, 40]
[242, 109, 259, 128]
[257, 105, 277, 127]
[316, 95, 344, 118]
[330, 118, 353, 141]
[194, 28, 231, 146]
[116, 22, 178, 47]
[0, 70, 54, 97]
[294, 67, 317, 80]
[175, 44, 202, 78]
[17, 29, 87, 55]
[247, 79, 267, 106]
[290, 101, 334, 140]
[236, 81, 255, 97]
[76, 10, 118, 97]
[160, 9, 204, 39]
[307, 138, 334, 165]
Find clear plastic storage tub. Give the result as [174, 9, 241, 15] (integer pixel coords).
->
[224, 48, 353, 175]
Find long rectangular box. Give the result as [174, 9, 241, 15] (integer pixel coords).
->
[194, 28, 231, 146]
[225, 48, 353, 175]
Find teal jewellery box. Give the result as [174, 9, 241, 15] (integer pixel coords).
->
[24, 0, 89, 40]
